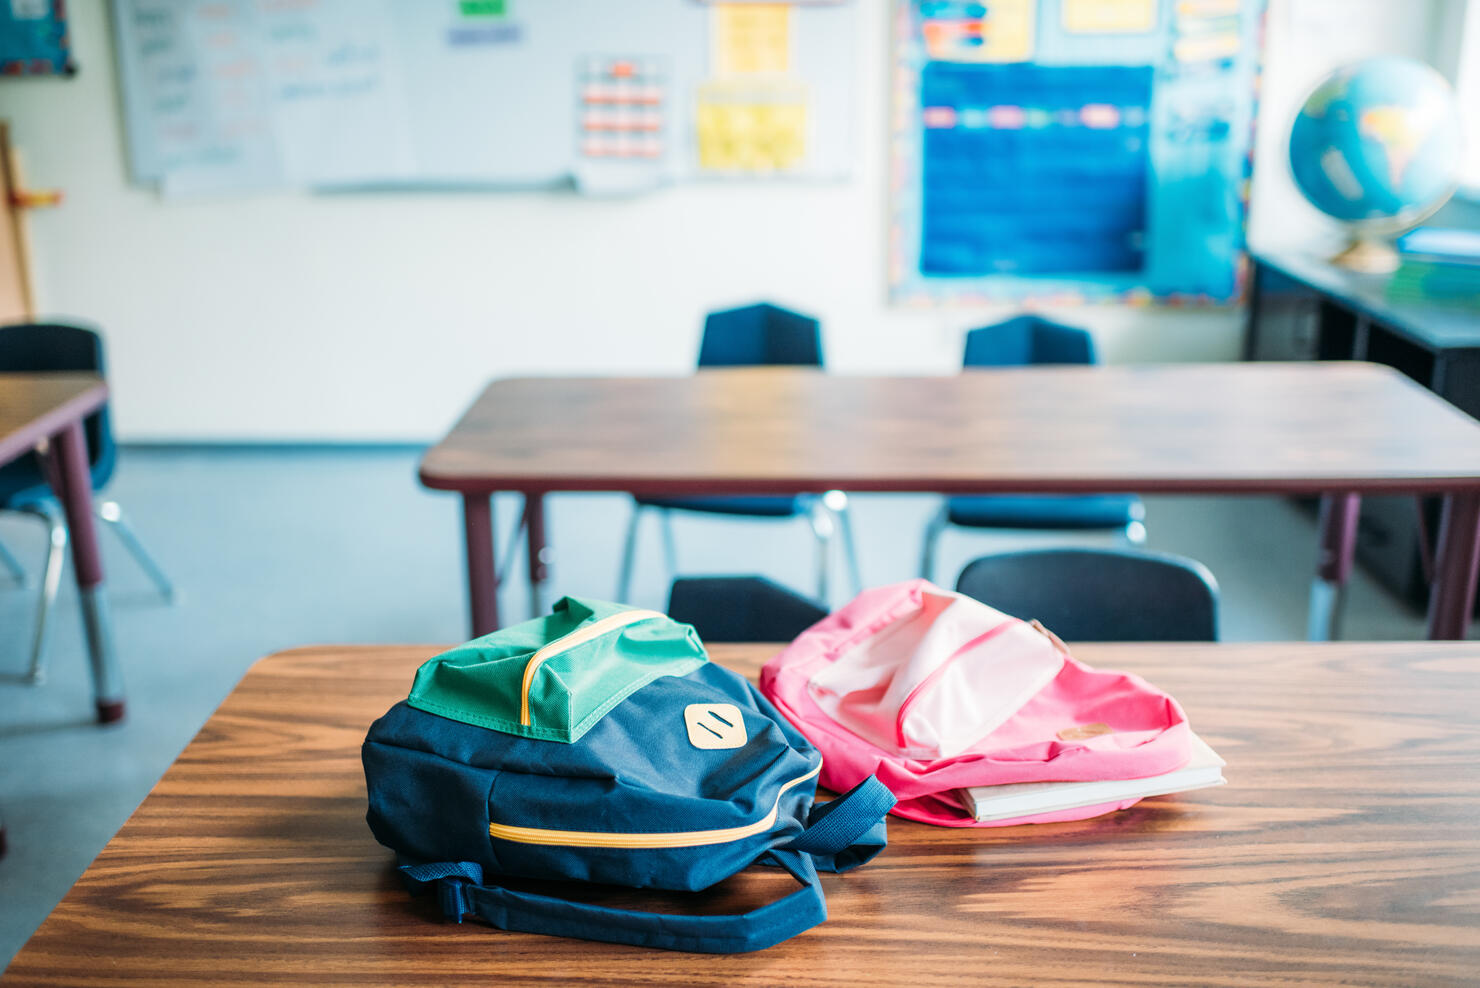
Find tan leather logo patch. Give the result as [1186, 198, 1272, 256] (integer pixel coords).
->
[1057, 722, 1112, 741]
[684, 703, 747, 750]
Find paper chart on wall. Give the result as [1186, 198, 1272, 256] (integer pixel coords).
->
[112, 0, 284, 199]
[1061, 0, 1158, 34]
[259, 0, 415, 188]
[712, 2, 793, 76]
[573, 56, 669, 195]
[696, 80, 808, 172]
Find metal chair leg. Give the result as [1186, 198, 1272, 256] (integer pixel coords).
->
[24, 505, 67, 684]
[920, 502, 949, 582]
[808, 504, 835, 603]
[826, 492, 863, 596]
[496, 499, 526, 584]
[659, 509, 679, 583]
[97, 501, 174, 602]
[616, 503, 644, 603]
[0, 535, 28, 586]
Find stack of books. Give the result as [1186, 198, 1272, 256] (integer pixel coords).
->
[957, 732, 1225, 823]
[1387, 227, 1480, 311]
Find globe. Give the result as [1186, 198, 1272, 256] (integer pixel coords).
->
[1288, 56, 1464, 272]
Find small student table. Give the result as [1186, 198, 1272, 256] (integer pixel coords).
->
[1246, 248, 1480, 609]
[7, 642, 1479, 985]
[419, 363, 1480, 639]
[0, 372, 123, 722]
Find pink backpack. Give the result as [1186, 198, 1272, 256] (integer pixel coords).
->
[760, 580, 1193, 827]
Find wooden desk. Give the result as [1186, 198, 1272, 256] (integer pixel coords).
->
[1247, 249, 1480, 611]
[419, 363, 1480, 639]
[0, 372, 123, 722]
[7, 642, 1479, 986]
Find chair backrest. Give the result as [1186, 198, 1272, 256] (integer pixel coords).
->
[962, 314, 1096, 367]
[0, 322, 116, 497]
[954, 548, 1219, 641]
[697, 303, 823, 367]
[667, 576, 829, 643]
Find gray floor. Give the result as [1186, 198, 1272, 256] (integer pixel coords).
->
[0, 446, 1444, 967]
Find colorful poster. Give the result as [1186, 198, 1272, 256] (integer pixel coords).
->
[712, 2, 792, 76]
[890, 0, 1266, 306]
[0, 0, 73, 75]
[919, 0, 1035, 63]
[1062, 0, 1157, 34]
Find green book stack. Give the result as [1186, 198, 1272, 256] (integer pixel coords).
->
[1388, 227, 1480, 311]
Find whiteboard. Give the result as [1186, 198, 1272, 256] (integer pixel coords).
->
[111, 0, 857, 198]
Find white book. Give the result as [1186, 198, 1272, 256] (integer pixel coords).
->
[957, 733, 1226, 823]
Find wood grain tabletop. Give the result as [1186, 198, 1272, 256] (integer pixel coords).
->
[0, 373, 106, 464]
[418, 363, 1480, 496]
[6, 641, 1480, 986]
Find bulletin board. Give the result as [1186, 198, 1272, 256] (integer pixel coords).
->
[0, 0, 74, 76]
[889, 0, 1265, 307]
[110, 0, 856, 198]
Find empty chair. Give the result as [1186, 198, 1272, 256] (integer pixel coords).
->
[921, 314, 1145, 583]
[617, 303, 861, 603]
[954, 547, 1219, 641]
[0, 322, 173, 683]
[666, 575, 828, 643]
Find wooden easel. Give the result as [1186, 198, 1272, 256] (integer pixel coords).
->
[0, 121, 60, 322]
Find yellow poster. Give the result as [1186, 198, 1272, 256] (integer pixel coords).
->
[712, 3, 793, 76]
[1062, 0, 1158, 34]
[696, 80, 807, 172]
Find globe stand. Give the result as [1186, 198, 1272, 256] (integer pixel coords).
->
[1330, 235, 1400, 275]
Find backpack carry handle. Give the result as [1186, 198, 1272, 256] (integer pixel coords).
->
[401, 848, 826, 954]
[788, 774, 896, 873]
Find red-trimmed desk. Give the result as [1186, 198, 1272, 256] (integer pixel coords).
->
[0, 372, 123, 722]
[420, 363, 1480, 639]
[6, 642, 1480, 985]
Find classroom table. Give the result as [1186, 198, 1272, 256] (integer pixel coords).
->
[0, 372, 123, 722]
[6, 641, 1479, 986]
[419, 362, 1480, 640]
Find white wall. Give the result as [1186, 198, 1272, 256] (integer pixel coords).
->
[0, 0, 1451, 441]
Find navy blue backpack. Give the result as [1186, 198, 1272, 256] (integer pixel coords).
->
[363, 597, 894, 953]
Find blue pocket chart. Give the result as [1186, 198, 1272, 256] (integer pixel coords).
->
[890, 0, 1265, 306]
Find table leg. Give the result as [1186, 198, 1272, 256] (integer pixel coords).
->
[462, 494, 499, 637]
[1425, 491, 1480, 640]
[45, 421, 125, 724]
[524, 494, 548, 619]
[1308, 493, 1359, 642]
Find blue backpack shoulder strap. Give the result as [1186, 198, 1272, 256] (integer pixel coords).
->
[400, 848, 826, 954]
[787, 774, 896, 873]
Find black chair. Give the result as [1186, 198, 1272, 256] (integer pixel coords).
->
[954, 547, 1219, 641]
[666, 575, 828, 643]
[616, 303, 861, 603]
[0, 322, 173, 683]
[921, 315, 1145, 582]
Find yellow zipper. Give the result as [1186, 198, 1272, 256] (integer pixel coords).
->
[519, 609, 666, 727]
[487, 764, 822, 848]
